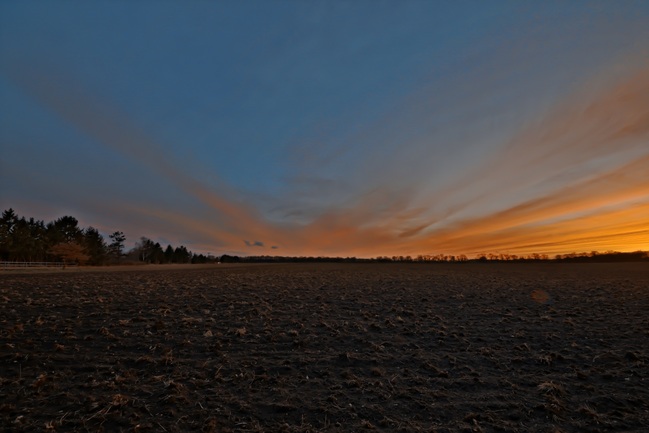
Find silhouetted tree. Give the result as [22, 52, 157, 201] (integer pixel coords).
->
[220, 254, 240, 263]
[152, 242, 165, 263]
[135, 237, 155, 263]
[173, 245, 191, 263]
[0, 208, 17, 260]
[192, 253, 212, 264]
[21, 217, 47, 261]
[83, 227, 107, 265]
[11, 217, 34, 261]
[47, 216, 82, 245]
[133, 237, 168, 263]
[164, 244, 174, 264]
[109, 231, 126, 262]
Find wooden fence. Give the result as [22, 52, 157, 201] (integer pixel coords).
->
[0, 261, 74, 269]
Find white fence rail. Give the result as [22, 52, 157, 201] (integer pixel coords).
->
[0, 261, 75, 269]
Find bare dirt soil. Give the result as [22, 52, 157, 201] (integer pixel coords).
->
[1, 263, 648, 432]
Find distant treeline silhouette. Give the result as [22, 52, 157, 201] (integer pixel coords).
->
[2, 208, 646, 265]
[220, 250, 648, 264]
[0, 208, 213, 265]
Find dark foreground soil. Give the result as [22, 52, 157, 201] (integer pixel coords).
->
[1, 263, 648, 432]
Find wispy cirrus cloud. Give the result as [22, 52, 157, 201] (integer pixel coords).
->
[3, 61, 286, 247]
[3, 57, 648, 257]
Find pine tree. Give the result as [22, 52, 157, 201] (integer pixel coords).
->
[0, 208, 17, 260]
[83, 227, 107, 265]
[108, 231, 126, 263]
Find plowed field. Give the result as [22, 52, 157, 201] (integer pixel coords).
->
[1, 263, 648, 432]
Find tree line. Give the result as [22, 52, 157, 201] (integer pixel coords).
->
[0, 208, 213, 265]
[2, 208, 646, 265]
[220, 250, 648, 264]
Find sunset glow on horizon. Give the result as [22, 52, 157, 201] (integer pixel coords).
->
[1, 2, 648, 258]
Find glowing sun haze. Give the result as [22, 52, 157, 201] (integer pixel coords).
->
[1, 1, 648, 258]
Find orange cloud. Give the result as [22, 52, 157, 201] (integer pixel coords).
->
[321, 64, 649, 257]
[5, 59, 648, 258]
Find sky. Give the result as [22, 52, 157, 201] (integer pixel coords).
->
[1, 1, 648, 258]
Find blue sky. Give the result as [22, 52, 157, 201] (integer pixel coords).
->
[1, 1, 648, 257]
